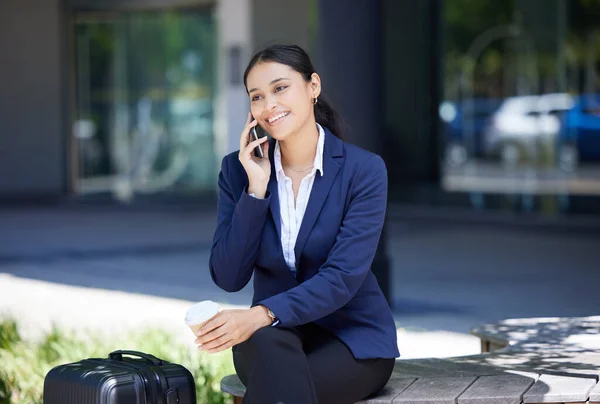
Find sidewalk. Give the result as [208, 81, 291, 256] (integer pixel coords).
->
[0, 274, 479, 359]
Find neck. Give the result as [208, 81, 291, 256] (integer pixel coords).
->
[279, 120, 319, 168]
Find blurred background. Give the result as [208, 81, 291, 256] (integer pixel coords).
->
[1, 0, 600, 377]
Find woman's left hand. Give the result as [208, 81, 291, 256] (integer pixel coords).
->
[194, 307, 272, 354]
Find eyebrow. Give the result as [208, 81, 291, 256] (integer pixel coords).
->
[248, 77, 290, 94]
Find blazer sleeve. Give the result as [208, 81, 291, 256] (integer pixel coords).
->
[209, 155, 271, 292]
[257, 154, 387, 327]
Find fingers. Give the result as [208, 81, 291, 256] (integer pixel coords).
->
[195, 325, 227, 345]
[197, 333, 233, 352]
[205, 339, 235, 354]
[243, 135, 268, 159]
[256, 136, 269, 160]
[239, 113, 258, 151]
[197, 313, 227, 337]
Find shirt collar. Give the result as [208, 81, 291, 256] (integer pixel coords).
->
[274, 123, 325, 181]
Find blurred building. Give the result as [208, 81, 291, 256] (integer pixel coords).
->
[1, 0, 599, 215]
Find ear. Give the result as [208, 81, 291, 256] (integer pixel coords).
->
[309, 72, 322, 99]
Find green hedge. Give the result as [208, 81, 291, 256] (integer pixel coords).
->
[0, 318, 234, 404]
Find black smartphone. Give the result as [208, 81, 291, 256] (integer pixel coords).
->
[250, 116, 268, 158]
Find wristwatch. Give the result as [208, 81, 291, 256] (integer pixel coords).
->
[266, 308, 277, 324]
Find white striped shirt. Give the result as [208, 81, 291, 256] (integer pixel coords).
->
[274, 124, 325, 272]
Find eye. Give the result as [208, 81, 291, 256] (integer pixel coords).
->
[251, 94, 263, 102]
[275, 85, 287, 92]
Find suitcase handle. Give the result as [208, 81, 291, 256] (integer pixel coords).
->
[109, 350, 164, 366]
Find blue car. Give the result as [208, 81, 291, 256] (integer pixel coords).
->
[557, 93, 600, 171]
[440, 98, 503, 165]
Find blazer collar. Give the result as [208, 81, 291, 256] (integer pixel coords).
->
[266, 126, 344, 269]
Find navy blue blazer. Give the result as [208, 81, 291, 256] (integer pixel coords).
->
[209, 126, 400, 359]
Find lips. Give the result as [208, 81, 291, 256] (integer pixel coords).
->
[266, 111, 290, 126]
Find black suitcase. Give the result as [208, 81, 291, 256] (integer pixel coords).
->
[43, 350, 196, 404]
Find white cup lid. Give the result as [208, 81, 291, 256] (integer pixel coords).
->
[185, 300, 220, 326]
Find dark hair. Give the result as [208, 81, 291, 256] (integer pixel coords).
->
[243, 44, 344, 139]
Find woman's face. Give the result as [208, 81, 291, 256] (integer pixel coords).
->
[246, 61, 320, 141]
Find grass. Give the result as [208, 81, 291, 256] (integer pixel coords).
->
[0, 317, 234, 404]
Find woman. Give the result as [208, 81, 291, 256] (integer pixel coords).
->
[194, 44, 399, 404]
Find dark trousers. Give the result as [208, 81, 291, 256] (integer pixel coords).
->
[232, 323, 395, 404]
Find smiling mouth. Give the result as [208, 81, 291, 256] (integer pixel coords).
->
[267, 111, 290, 125]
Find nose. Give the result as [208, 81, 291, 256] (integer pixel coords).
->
[264, 94, 277, 112]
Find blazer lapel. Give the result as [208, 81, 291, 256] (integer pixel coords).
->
[293, 129, 344, 267]
[266, 137, 282, 241]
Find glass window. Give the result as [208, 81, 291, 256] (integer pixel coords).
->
[441, 0, 600, 212]
[72, 9, 216, 201]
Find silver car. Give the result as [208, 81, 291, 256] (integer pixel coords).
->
[483, 93, 574, 165]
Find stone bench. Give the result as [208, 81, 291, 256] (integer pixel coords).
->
[221, 316, 600, 403]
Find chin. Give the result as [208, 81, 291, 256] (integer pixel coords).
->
[269, 131, 291, 141]
[267, 124, 296, 141]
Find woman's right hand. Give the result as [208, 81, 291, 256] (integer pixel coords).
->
[238, 112, 270, 198]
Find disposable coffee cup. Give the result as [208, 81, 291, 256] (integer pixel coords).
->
[185, 300, 220, 336]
